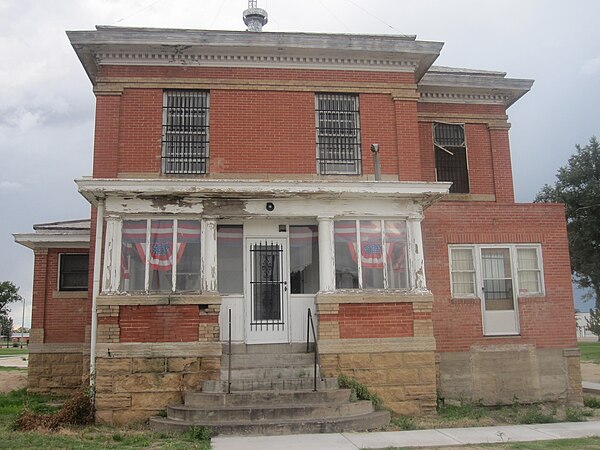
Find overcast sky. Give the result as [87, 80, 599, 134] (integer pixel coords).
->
[1, 0, 599, 327]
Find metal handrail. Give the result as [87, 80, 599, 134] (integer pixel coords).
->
[227, 308, 232, 394]
[306, 308, 320, 392]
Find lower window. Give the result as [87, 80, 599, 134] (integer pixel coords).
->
[120, 219, 201, 292]
[59, 253, 89, 291]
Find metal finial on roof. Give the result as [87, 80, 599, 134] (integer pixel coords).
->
[243, 0, 268, 32]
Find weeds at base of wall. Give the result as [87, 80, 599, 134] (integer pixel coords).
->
[14, 389, 94, 431]
[187, 425, 213, 442]
[337, 374, 382, 409]
[584, 396, 600, 408]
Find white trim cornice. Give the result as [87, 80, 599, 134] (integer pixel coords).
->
[76, 177, 451, 206]
[13, 232, 90, 250]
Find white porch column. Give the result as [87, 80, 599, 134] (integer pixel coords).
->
[102, 215, 122, 292]
[202, 218, 218, 292]
[317, 216, 336, 292]
[408, 217, 427, 290]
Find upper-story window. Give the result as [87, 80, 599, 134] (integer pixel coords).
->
[434, 123, 469, 193]
[162, 90, 210, 175]
[316, 94, 361, 175]
[59, 253, 89, 291]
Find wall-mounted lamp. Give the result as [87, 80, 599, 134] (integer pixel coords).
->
[266, 202, 275, 211]
[371, 144, 381, 181]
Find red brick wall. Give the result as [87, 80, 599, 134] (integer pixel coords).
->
[210, 90, 315, 174]
[119, 305, 202, 343]
[31, 248, 89, 343]
[338, 303, 413, 339]
[93, 95, 120, 178]
[359, 93, 398, 177]
[423, 202, 576, 352]
[99, 65, 415, 85]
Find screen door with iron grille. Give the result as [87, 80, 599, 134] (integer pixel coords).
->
[246, 239, 289, 343]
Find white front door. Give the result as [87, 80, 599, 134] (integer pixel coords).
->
[481, 247, 520, 335]
[245, 238, 289, 343]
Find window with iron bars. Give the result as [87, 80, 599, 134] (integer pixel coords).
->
[162, 90, 210, 174]
[316, 94, 361, 175]
[434, 123, 469, 193]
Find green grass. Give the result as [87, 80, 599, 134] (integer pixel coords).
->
[0, 389, 211, 449]
[0, 348, 28, 357]
[579, 342, 600, 364]
[0, 366, 27, 372]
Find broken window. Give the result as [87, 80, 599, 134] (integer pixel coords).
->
[59, 253, 89, 291]
[334, 219, 408, 290]
[162, 90, 210, 174]
[120, 219, 201, 292]
[434, 123, 469, 193]
[316, 94, 361, 175]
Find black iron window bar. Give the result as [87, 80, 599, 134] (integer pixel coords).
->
[250, 241, 285, 331]
[162, 90, 210, 175]
[434, 123, 469, 193]
[316, 94, 362, 175]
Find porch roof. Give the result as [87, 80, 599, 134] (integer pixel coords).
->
[75, 178, 451, 208]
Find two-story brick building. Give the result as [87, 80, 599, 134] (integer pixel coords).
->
[15, 14, 582, 429]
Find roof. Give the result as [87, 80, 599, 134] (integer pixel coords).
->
[14, 219, 90, 250]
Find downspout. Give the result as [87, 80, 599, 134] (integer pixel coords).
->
[89, 198, 105, 390]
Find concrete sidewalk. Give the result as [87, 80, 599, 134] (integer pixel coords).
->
[0, 355, 28, 368]
[212, 422, 600, 449]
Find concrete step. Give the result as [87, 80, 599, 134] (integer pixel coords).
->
[149, 410, 391, 436]
[223, 343, 313, 355]
[167, 400, 374, 422]
[184, 389, 351, 407]
[221, 366, 315, 380]
[222, 352, 316, 368]
[202, 377, 338, 393]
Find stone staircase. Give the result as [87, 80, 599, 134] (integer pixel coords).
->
[149, 343, 390, 435]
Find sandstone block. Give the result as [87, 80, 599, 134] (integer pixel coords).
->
[354, 369, 387, 386]
[200, 357, 220, 371]
[338, 353, 371, 369]
[131, 392, 182, 410]
[168, 357, 200, 373]
[96, 357, 132, 375]
[132, 358, 166, 374]
[182, 373, 205, 390]
[387, 368, 420, 385]
[95, 376, 114, 394]
[52, 363, 81, 377]
[62, 354, 84, 364]
[96, 394, 132, 409]
[387, 400, 421, 416]
[403, 352, 434, 367]
[370, 353, 404, 368]
[112, 409, 156, 426]
[113, 373, 182, 393]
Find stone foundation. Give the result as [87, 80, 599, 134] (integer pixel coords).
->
[320, 338, 437, 415]
[27, 344, 86, 396]
[94, 342, 222, 425]
[437, 345, 583, 406]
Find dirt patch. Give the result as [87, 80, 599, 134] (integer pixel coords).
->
[581, 362, 600, 383]
[0, 370, 27, 393]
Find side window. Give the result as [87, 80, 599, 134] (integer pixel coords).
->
[217, 225, 244, 295]
[516, 247, 543, 295]
[434, 123, 469, 193]
[316, 93, 361, 175]
[162, 90, 210, 175]
[59, 254, 89, 291]
[449, 247, 476, 297]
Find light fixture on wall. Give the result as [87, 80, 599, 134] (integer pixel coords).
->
[266, 202, 275, 211]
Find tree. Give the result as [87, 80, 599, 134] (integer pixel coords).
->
[535, 136, 600, 308]
[587, 308, 600, 341]
[0, 315, 13, 348]
[0, 281, 23, 316]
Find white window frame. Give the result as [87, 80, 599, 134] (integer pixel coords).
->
[333, 218, 411, 290]
[448, 246, 477, 298]
[105, 217, 204, 294]
[448, 244, 545, 299]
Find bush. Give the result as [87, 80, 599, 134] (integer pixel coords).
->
[584, 396, 600, 409]
[518, 406, 556, 424]
[392, 416, 417, 430]
[187, 425, 212, 442]
[565, 407, 588, 422]
[338, 374, 382, 408]
[12, 343, 18, 348]
[15, 389, 94, 431]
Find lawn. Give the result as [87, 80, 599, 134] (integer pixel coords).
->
[579, 342, 600, 364]
[0, 389, 211, 449]
[0, 348, 28, 357]
[379, 437, 600, 449]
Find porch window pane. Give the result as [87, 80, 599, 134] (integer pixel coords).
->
[148, 220, 174, 292]
[385, 221, 409, 289]
[290, 226, 319, 294]
[481, 248, 514, 311]
[334, 221, 359, 288]
[120, 220, 147, 292]
[217, 225, 243, 294]
[176, 220, 201, 291]
[360, 220, 384, 289]
[517, 248, 541, 294]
